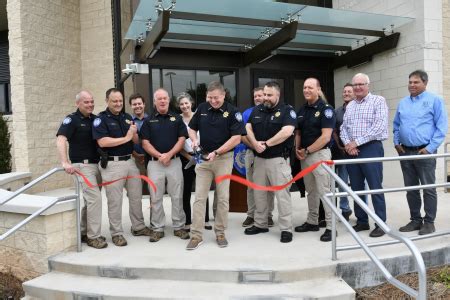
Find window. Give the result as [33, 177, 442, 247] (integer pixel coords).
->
[0, 83, 11, 114]
[151, 68, 237, 111]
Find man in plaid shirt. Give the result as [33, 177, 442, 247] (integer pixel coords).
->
[340, 73, 388, 238]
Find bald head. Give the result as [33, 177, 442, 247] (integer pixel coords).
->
[76, 90, 94, 117]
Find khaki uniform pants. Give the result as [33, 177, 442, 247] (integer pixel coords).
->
[147, 157, 185, 231]
[191, 152, 233, 239]
[74, 163, 102, 239]
[100, 159, 146, 236]
[301, 149, 332, 230]
[245, 149, 274, 218]
[253, 156, 293, 231]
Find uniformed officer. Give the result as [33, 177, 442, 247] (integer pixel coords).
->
[56, 90, 106, 249]
[129, 93, 149, 195]
[295, 78, 336, 242]
[186, 81, 246, 250]
[141, 88, 190, 242]
[92, 88, 152, 247]
[244, 81, 296, 243]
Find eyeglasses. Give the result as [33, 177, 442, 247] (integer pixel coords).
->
[352, 83, 368, 87]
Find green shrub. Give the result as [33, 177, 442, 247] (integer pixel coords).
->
[0, 113, 12, 173]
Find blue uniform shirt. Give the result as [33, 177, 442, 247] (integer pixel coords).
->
[132, 113, 148, 154]
[393, 90, 448, 153]
[92, 109, 135, 156]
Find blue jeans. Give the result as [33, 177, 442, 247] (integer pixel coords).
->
[336, 164, 351, 212]
[400, 149, 437, 223]
[347, 141, 386, 225]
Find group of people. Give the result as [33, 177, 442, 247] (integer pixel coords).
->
[56, 69, 447, 250]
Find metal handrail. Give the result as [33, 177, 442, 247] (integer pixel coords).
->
[0, 167, 82, 252]
[319, 153, 449, 300]
[445, 142, 450, 193]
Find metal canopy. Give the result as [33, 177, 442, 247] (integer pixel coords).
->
[126, 0, 414, 67]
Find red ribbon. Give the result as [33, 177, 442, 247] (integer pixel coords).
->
[74, 170, 157, 192]
[215, 160, 334, 191]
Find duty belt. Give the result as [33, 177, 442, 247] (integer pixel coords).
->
[107, 155, 131, 161]
[71, 159, 99, 164]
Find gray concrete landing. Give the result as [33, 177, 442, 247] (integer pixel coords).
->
[23, 189, 450, 299]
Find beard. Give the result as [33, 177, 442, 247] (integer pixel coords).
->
[263, 100, 273, 108]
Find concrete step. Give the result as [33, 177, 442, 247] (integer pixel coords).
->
[23, 271, 355, 300]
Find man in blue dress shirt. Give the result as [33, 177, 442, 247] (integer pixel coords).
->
[393, 70, 448, 235]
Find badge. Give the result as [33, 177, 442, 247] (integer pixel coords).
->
[125, 119, 132, 124]
[62, 117, 72, 125]
[93, 118, 101, 127]
[315, 111, 320, 118]
[289, 110, 296, 119]
[170, 117, 176, 121]
[324, 109, 334, 119]
[274, 112, 281, 117]
[235, 112, 242, 122]
[223, 112, 229, 118]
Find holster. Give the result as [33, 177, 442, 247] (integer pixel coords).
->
[97, 148, 108, 169]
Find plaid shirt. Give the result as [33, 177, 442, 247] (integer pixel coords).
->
[340, 93, 388, 146]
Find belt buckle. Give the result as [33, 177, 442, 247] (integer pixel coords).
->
[83, 159, 89, 164]
[114, 156, 119, 162]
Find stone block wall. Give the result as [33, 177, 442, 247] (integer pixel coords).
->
[7, 0, 82, 190]
[0, 210, 76, 281]
[80, 0, 115, 112]
[332, 0, 446, 187]
[7, 0, 115, 190]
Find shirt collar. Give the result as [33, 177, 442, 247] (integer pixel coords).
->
[410, 90, 427, 101]
[132, 113, 148, 121]
[76, 109, 92, 119]
[207, 102, 226, 112]
[355, 93, 371, 104]
[154, 110, 175, 117]
[305, 98, 324, 109]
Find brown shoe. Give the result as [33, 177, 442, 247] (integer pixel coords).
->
[216, 234, 228, 248]
[82, 235, 106, 243]
[112, 235, 127, 247]
[149, 231, 165, 242]
[131, 226, 153, 236]
[174, 229, 190, 240]
[186, 238, 203, 250]
[87, 237, 108, 249]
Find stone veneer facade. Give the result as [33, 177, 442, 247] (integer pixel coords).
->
[333, 0, 449, 187]
[6, 0, 114, 189]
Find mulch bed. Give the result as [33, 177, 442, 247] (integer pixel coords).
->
[356, 265, 450, 299]
[0, 270, 24, 300]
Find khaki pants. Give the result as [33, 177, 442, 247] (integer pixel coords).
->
[301, 149, 332, 230]
[253, 156, 293, 231]
[99, 159, 146, 236]
[74, 163, 102, 239]
[245, 149, 274, 218]
[134, 155, 150, 195]
[147, 157, 185, 231]
[191, 152, 233, 239]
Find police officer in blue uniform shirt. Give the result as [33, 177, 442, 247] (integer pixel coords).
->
[140, 88, 190, 243]
[295, 78, 336, 242]
[56, 90, 106, 249]
[92, 88, 152, 247]
[244, 81, 297, 243]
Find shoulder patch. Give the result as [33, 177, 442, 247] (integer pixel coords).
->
[324, 108, 334, 119]
[235, 112, 243, 122]
[93, 118, 102, 127]
[289, 110, 297, 119]
[62, 117, 72, 125]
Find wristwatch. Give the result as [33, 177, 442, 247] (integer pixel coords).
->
[214, 150, 220, 157]
[305, 148, 310, 155]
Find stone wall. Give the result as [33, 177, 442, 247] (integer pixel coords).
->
[7, 0, 82, 190]
[332, 0, 447, 187]
[7, 0, 115, 189]
[80, 0, 115, 113]
[0, 210, 76, 281]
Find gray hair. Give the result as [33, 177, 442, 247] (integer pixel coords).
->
[176, 92, 194, 106]
[352, 73, 370, 84]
